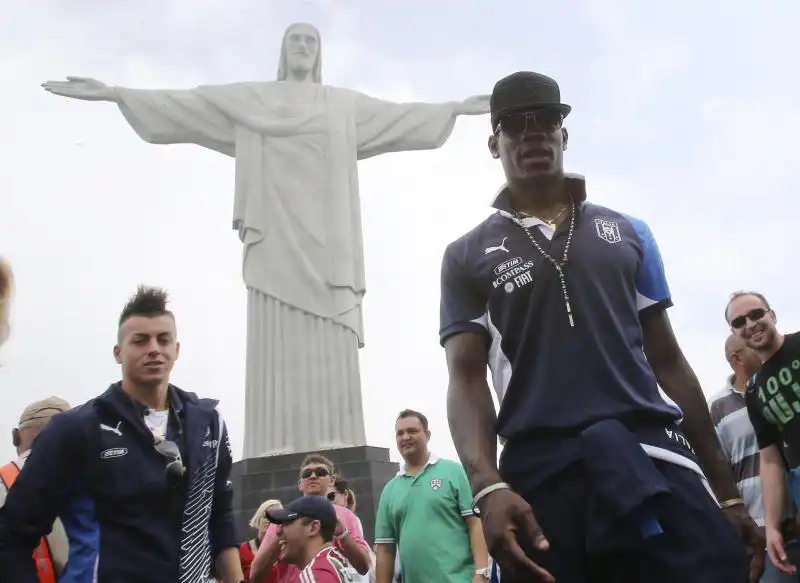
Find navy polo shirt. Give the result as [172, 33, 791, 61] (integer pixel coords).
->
[439, 176, 683, 443]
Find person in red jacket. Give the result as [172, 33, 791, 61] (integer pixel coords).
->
[240, 500, 283, 580]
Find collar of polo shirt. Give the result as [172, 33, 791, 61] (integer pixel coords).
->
[396, 452, 440, 477]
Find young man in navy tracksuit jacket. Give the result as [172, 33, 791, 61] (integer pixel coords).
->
[0, 286, 245, 583]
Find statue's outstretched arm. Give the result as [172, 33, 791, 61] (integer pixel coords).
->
[42, 77, 234, 154]
[453, 94, 490, 116]
[42, 77, 119, 102]
[353, 90, 490, 160]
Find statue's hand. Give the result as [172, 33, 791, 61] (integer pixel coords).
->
[455, 94, 491, 116]
[41, 76, 117, 102]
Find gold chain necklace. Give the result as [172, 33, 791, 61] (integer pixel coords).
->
[517, 204, 569, 229]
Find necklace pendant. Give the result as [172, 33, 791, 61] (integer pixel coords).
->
[568, 313, 575, 327]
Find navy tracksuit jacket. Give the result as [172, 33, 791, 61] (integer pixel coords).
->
[0, 382, 237, 582]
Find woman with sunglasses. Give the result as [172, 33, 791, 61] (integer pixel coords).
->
[327, 477, 356, 513]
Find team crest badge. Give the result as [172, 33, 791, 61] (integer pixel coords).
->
[594, 218, 622, 244]
[430, 478, 442, 491]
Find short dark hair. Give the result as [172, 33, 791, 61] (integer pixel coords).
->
[301, 516, 335, 542]
[333, 476, 349, 493]
[300, 453, 335, 475]
[724, 291, 771, 323]
[397, 409, 429, 432]
[333, 476, 357, 512]
[119, 286, 173, 327]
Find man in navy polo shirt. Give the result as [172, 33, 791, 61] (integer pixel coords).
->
[440, 71, 764, 583]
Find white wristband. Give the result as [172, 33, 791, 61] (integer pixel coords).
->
[473, 482, 511, 507]
[334, 528, 350, 541]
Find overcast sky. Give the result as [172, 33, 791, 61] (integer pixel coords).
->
[1, 0, 798, 464]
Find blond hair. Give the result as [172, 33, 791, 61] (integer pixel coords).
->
[0, 257, 13, 345]
[249, 499, 282, 530]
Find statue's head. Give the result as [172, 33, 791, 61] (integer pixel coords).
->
[277, 22, 322, 84]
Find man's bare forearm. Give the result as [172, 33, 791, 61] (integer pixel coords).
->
[447, 377, 502, 492]
[466, 516, 489, 569]
[761, 446, 788, 529]
[445, 334, 501, 493]
[375, 543, 396, 583]
[643, 312, 740, 502]
[338, 533, 370, 575]
[658, 360, 740, 501]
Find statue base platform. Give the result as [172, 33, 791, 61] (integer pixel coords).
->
[231, 445, 399, 544]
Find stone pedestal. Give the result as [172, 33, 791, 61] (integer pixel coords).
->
[231, 445, 399, 545]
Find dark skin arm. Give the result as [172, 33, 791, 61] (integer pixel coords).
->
[640, 308, 739, 500]
[642, 308, 764, 583]
[445, 332, 554, 582]
[445, 332, 502, 493]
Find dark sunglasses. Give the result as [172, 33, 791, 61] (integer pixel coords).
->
[730, 308, 768, 330]
[495, 109, 564, 137]
[300, 467, 330, 479]
[154, 439, 186, 484]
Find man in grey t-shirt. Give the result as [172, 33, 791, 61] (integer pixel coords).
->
[710, 334, 798, 583]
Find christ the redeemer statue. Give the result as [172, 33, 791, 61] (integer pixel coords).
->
[43, 22, 489, 458]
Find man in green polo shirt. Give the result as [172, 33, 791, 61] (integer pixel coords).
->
[375, 409, 490, 583]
